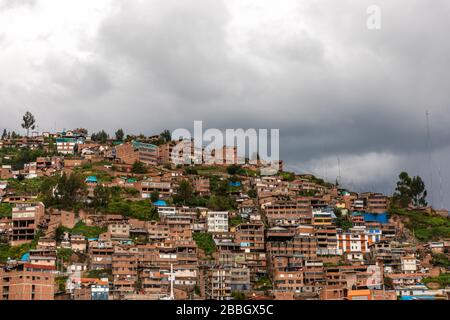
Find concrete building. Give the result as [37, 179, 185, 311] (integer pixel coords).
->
[264, 201, 312, 227]
[401, 255, 418, 274]
[207, 211, 229, 233]
[204, 267, 232, 300]
[140, 180, 172, 199]
[56, 137, 77, 155]
[10, 202, 45, 246]
[313, 210, 338, 256]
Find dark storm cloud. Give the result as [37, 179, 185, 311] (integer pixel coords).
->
[0, 0, 449, 207]
[41, 54, 113, 99]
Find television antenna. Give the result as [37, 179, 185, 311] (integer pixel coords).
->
[425, 111, 434, 208]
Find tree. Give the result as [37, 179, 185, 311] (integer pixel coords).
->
[150, 190, 160, 203]
[410, 175, 428, 207]
[131, 161, 147, 174]
[93, 185, 111, 209]
[160, 130, 172, 143]
[54, 173, 86, 209]
[232, 291, 246, 300]
[12, 148, 33, 170]
[115, 129, 125, 141]
[174, 180, 193, 205]
[393, 172, 428, 208]
[248, 188, 257, 199]
[393, 172, 412, 208]
[206, 195, 235, 211]
[91, 130, 109, 144]
[1, 129, 7, 140]
[21, 111, 36, 137]
[227, 164, 244, 175]
[210, 176, 228, 195]
[281, 171, 295, 182]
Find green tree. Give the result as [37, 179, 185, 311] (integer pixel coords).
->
[232, 291, 246, 300]
[0, 203, 12, 218]
[93, 185, 111, 209]
[106, 200, 158, 221]
[1, 129, 7, 140]
[11, 147, 50, 170]
[410, 176, 428, 207]
[150, 190, 160, 203]
[227, 164, 244, 175]
[52, 173, 87, 209]
[184, 167, 198, 175]
[207, 195, 235, 211]
[393, 172, 428, 208]
[131, 161, 147, 174]
[160, 130, 172, 143]
[115, 129, 125, 141]
[21, 111, 36, 137]
[192, 232, 216, 255]
[40, 176, 58, 205]
[91, 130, 109, 144]
[210, 176, 228, 195]
[248, 188, 257, 199]
[281, 171, 295, 182]
[174, 180, 194, 205]
[48, 138, 57, 154]
[393, 172, 413, 208]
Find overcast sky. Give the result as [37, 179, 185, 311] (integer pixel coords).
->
[0, 0, 449, 208]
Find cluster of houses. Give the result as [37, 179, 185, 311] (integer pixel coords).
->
[0, 130, 449, 301]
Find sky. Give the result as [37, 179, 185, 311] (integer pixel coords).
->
[0, 0, 449, 209]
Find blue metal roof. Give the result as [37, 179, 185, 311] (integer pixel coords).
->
[153, 200, 167, 207]
[363, 212, 389, 224]
[86, 176, 98, 183]
[401, 295, 437, 300]
[21, 252, 30, 262]
[229, 182, 242, 187]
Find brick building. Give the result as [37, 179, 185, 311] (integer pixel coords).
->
[0, 263, 55, 300]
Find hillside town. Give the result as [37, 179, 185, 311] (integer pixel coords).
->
[0, 115, 449, 301]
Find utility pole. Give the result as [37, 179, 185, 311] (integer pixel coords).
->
[169, 263, 175, 300]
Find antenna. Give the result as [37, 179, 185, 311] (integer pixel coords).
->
[337, 156, 341, 185]
[425, 111, 434, 208]
[437, 167, 444, 210]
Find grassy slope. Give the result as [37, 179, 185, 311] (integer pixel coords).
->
[390, 207, 450, 242]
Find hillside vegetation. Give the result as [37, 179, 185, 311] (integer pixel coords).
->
[390, 207, 450, 242]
